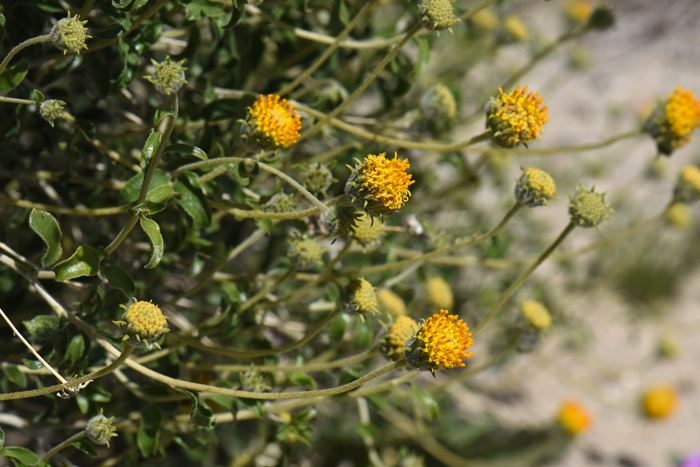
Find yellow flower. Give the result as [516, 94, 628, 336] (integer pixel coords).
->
[558, 400, 592, 436]
[341, 278, 379, 316]
[645, 87, 700, 155]
[642, 384, 679, 420]
[674, 166, 700, 203]
[504, 15, 529, 42]
[666, 87, 700, 139]
[345, 152, 415, 218]
[113, 300, 169, 348]
[426, 276, 454, 310]
[404, 310, 474, 375]
[521, 300, 552, 330]
[485, 86, 549, 148]
[380, 316, 418, 361]
[565, 0, 593, 23]
[470, 9, 499, 31]
[377, 288, 407, 318]
[245, 94, 302, 149]
[515, 166, 556, 207]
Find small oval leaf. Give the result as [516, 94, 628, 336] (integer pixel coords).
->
[140, 218, 164, 269]
[23, 315, 60, 341]
[173, 173, 211, 229]
[0, 59, 28, 94]
[101, 264, 136, 295]
[145, 185, 175, 204]
[52, 245, 102, 281]
[0, 447, 39, 465]
[29, 209, 63, 267]
[140, 129, 162, 173]
[164, 143, 208, 162]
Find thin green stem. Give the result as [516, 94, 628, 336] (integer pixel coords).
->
[0, 345, 134, 401]
[472, 222, 576, 336]
[238, 266, 298, 313]
[0, 34, 51, 76]
[198, 146, 248, 184]
[209, 200, 324, 220]
[298, 22, 423, 143]
[104, 94, 178, 257]
[0, 96, 35, 105]
[42, 431, 87, 462]
[331, 202, 522, 279]
[0, 196, 131, 216]
[170, 308, 343, 359]
[182, 346, 378, 373]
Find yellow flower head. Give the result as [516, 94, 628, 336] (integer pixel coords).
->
[515, 166, 557, 207]
[667, 203, 692, 229]
[245, 94, 302, 149]
[50, 12, 91, 55]
[521, 300, 552, 330]
[504, 15, 529, 42]
[113, 300, 169, 348]
[565, 0, 593, 23]
[645, 87, 700, 155]
[470, 9, 499, 31]
[642, 384, 679, 420]
[345, 152, 415, 218]
[353, 212, 383, 247]
[426, 276, 454, 310]
[674, 165, 700, 203]
[404, 310, 474, 375]
[558, 400, 592, 436]
[380, 316, 418, 361]
[377, 288, 407, 318]
[485, 86, 549, 148]
[666, 87, 700, 138]
[341, 278, 379, 317]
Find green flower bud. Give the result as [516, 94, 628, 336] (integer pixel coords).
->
[352, 212, 383, 248]
[515, 166, 557, 207]
[144, 56, 188, 96]
[419, 0, 461, 36]
[567, 184, 613, 229]
[302, 163, 336, 198]
[240, 364, 271, 392]
[86, 410, 117, 447]
[420, 84, 457, 121]
[266, 193, 296, 213]
[39, 99, 66, 127]
[288, 237, 326, 270]
[50, 13, 91, 55]
[587, 2, 615, 30]
[341, 278, 379, 317]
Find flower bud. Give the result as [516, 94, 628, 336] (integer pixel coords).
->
[352, 212, 383, 248]
[425, 276, 454, 310]
[377, 288, 407, 319]
[485, 86, 549, 148]
[380, 316, 418, 361]
[420, 84, 457, 121]
[50, 13, 91, 55]
[113, 300, 169, 348]
[673, 166, 700, 203]
[324, 204, 362, 243]
[419, 0, 461, 36]
[515, 166, 556, 208]
[39, 99, 66, 127]
[288, 237, 326, 270]
[302, 163, 336, 198]
[341, 278, 379, 317]
[568, 184, 613, 229]
[521, 300, 552, 331]
[86, 410, 117, 447]
[143, 56, 188, 96]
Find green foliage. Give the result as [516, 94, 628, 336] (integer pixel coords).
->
[52, 245, 102, 281]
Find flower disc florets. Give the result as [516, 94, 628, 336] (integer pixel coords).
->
[515, 166, 557, 207]
[113, 300, 168, 348]
[380, 316, 418, 361]
[143, 56, 188, 96]
[352, 212, 383, 248]
[345, 152, 415, 218]
[568, 184, 613, 229]
[50, 12, 91, 55]
[419, 0, 461, 36]
[485, 86, 549, 148]
[420, 84, 457, 121]
[642, 384, 678, 420]
[674, 165, 700, 203]
[39, 99, 66, 127]
[645, 87, 700, 156]
[404, 310, 474, 376]
[341, 278, 379, 317]
[377, 288, 407, 318]
[86, 410, 118, 447]
[558, 400, 592, 436]
[242, 94, 302, 150]
[426, 277, 454, 310]
[288, 237, 326, 270]
[521, 300, 552, 331]
[267, 193, 297, 213]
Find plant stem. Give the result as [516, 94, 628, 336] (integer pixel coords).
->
[171, 308, 344, 359]
[332, 202, 522, 278]
[0, 196, 131, 216]
[0, 96, 35, 105]
[238, 266, 298, 313]
[0, 34, 51, 76]
[472, 222, 576, 336]
[42, 431, 87, 462]
[0, 345, 134, 401]
[297, 22, 423, 143]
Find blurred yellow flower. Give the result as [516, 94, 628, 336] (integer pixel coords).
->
[558, 400, 592, 436]
[642, 384, 679, 420]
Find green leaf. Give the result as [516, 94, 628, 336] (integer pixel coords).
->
[183, 0, 226, 20]
[412, 383, 439, 421]
[410, 37, 431, 78]
[0, 11, 5, 48]
[140, 129, 162, 173]
[177, 388, 214, 427]
[339, 367, 360, 386]
[28, 209, 63, 267]
[137, 404, 162, 457]
[338, 0, 349, 25]
[101, 264, 136, 295]
[140, 218, 164, 269]
[72, 439, 98, 457]
[0, 447, 39, 465]
[164, 143, 208, 162]
[23, 341, 55, 370]
[174, 173, 211, 229]
[0, 59, 28, 94]
[23, 315, 60, 341]
[328, 314, 351, 341]
[64, 334, 85, 363]
[356, 316, 373, 348]
[119, 169, 171, 204]
[33, 89, 45, 103]
[145, 185, 175, 204]
[223, 5, 243, 29]
[154, 103, 176, 125]
[0, 426, 4, 449]
[52, 245, 102, 281]
[227, 163, 250, 186]
[4, 365, 27, 389]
